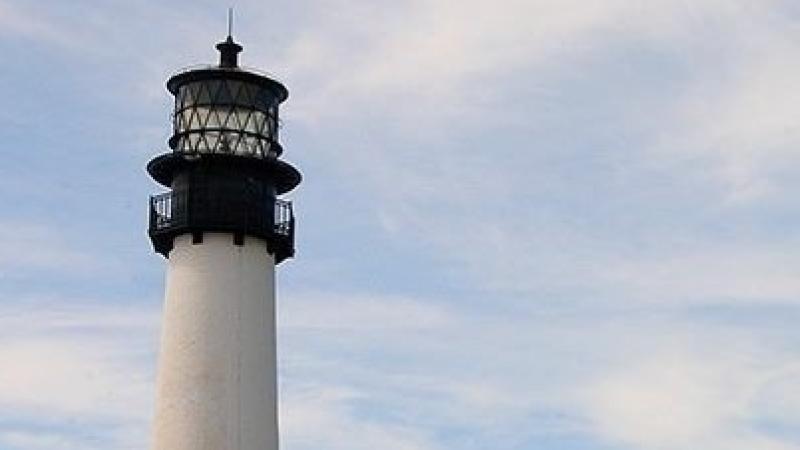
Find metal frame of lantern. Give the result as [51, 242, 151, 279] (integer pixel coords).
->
[167, 68, 287, 159]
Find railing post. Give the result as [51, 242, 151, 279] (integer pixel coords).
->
[288, 202, 295, 254]
[149, 196, 156, 231]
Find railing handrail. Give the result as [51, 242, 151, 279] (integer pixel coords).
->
[149, 190, 293, 236]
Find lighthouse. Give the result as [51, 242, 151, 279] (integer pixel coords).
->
[146, 32, 300, 450]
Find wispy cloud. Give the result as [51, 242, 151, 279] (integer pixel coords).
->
[0, 1, 80, 49]
[0, 222, 99, 274]
[269, 0, 800, 308]
[282, 384, 441, 450]
[279, 292, 800, 449]
[583, 340, 800, 450]
[0, 299, 158, 450]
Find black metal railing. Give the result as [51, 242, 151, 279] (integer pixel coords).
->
[274, 199, 293, 237]
[150, 191, 188, 231]
[148, 188, 294, 261]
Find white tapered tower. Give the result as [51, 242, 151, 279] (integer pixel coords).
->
[146, 33, 300, 450]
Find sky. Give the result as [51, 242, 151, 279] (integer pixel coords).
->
[1, 0, 800, 449]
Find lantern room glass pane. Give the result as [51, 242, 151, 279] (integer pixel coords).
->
[179, 80, 279, 110]
[205, 108, 224, 129]
[177, 106, 273, 136]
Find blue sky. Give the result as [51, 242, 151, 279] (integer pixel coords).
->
[2, 0, 800, 449]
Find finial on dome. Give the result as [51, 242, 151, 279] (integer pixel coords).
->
[228, 7, 234, 37]
[216, 8, 242, 68]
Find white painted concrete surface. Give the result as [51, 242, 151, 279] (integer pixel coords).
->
[151, 233, 278, 450]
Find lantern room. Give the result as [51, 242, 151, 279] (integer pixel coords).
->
[146, 34, 301, 263]
[165, 36, 289, 160]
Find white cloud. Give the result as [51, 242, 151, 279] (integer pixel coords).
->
[256, 0, 800, 309]
[600, 242, 800, 302]
[582, 340, 800, 450]
[0, 299, 158, 450]
[648, 6, 800, 204]
[0, 430, 97, 450]
[0, 1, 80, 49]
[0, 222, 104, 275]
[280, 292, 800, 450]
[282, 384, 441, 450]
[273, 0, 785, 124]
[753, 365, 800, 431]
[281, 291, 452, 332]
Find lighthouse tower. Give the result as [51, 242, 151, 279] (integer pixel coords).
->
[146, 32, 300, 450]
